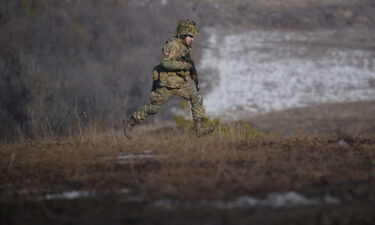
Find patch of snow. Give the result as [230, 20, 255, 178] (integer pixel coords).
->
[200, 28, 375, 119]
[44, 190, 94, 200]
[118, 188, 130, 194]
[324, 195, 341, 204]
[209, 192, 340, 208]
[116, 154, 156, 160]
[101, 150, 162, 164]
[40, 188, 131, 200]
[151, 191, 340, 209]
[338, 139, 350, 148]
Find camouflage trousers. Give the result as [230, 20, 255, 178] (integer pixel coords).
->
[131, 78, 206, 123]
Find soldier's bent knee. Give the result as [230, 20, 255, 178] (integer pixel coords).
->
[191, 94, 203, 107]
[148, 104, 162, 115]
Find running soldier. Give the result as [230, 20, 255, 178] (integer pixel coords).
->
[123, 19, 214, 138]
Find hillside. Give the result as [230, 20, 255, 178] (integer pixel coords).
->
[250, 100, 375, 136]
[187, 0, 375, 29]
[1, 100, 375, 224]
[199, 27, 375, 118]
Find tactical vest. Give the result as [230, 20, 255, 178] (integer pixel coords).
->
[152, 38, 191, 88]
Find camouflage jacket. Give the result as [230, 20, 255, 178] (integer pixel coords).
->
[153, 37, 192, 88]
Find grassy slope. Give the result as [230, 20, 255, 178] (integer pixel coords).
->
[250, 100, 375, 136]
[1, 101, 375, 224]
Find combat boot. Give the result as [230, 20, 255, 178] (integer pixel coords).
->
[194, 118, 214, 137]
[122, 117, 139, 139]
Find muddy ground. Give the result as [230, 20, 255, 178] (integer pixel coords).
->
[1, 101, 375, 225]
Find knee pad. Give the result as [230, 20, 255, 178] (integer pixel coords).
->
[191, 94, 203, 108]
[147, 104, 162, 115]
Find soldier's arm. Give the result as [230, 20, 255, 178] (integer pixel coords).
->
[160, 42, 191, 71]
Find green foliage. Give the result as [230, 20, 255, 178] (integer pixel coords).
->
[178, 101, 190, 113]
[217, 122, 264, 139]
[173, 115, 194, 130]
[71, 18, 91, 46]
[175, 101, 221, 129]
[20, 0, 44, 20]
[173, 113, 264, 139]
[174, 101, 261, 139]
[204, 116, 221, 127]
[0, 8, 9, 24]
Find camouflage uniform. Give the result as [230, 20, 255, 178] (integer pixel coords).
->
[123, 19, 213, 138]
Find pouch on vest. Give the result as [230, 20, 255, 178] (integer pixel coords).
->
[159, 71, 184, 88]
[152, 65, 162, 81]
[176, 70, 190, 77]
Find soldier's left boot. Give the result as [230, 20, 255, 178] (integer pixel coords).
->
[122, 117, 139, 139]
[194, 118, 214, 137]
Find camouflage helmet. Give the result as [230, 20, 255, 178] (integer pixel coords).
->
[176, 19, 199, 38]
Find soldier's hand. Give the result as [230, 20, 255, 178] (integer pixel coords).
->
[152, 80, 158, 90]
[190, 67, 197, 76]
[187, 62, 193, 70]
[194, 82, 200, 91]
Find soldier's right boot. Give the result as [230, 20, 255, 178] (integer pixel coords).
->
[194, 118, 214, 137]
[122, 117, 139, 139]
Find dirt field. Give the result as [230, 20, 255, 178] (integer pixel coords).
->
[1, 101, 375, 225]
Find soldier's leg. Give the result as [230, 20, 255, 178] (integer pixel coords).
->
[123, 87, 172, 138]
[175, 79, 214, 137]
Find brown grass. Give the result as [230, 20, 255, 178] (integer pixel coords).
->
[249, 100, 375, 136]
[1, 101, 375, 225]
[2, 129, 374, 197]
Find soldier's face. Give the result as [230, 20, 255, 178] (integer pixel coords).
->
[185, 35, 195, 45]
